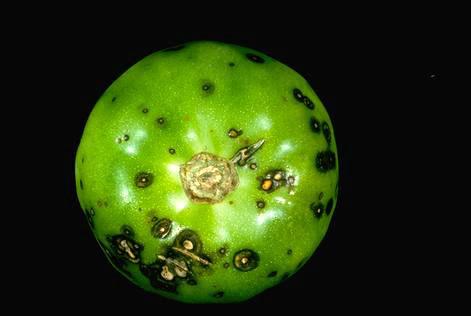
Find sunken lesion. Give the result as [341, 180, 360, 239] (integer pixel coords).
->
[315, 150, 336, 172]
[234, 249, 259, 272]
[292, 88, 315, 110]
[135, 172, 154, 188]
[140, 229, 212, 293]
[162, 45, 185, 52]
[246, 53, 265, 63]
[201, 80, 215, 95]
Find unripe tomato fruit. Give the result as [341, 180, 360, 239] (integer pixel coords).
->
[75, 41, 339, 303]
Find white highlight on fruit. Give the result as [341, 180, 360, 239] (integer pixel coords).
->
[119, 186, 132, 204]
[256, 209, 282, 225]
[279, 141, 294, 154]
[167, 163, 181, 177]
[255, 115, 272, 131]
[123, 129, 147, 156]
[169, 193, 188, 212]
[186, 130, 198, 141]
[274, 196, 287, 204]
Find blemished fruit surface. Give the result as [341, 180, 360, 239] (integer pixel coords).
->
[75, 41, 339, 303]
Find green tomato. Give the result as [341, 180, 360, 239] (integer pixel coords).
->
[75, 41, 339, 303]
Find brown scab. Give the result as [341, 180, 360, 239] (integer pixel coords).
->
[234, 249, 259, 272]
[260, 170, 287, 193]
[228, 128, 242, 138]
[249, 163, 257, 170]
[135, 172, 154, 188]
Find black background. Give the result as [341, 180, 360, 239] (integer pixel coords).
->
[18, 12, 454, 312]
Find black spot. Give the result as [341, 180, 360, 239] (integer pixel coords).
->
[121, 225, 134, 237]
[268, 271, 278, 278]
[135, 172, 153, 188]
[218, 247, 227, 255]
[256, 200, 265, 209]
[293, 88, 304, 102]
[157, 117, 165, 125]
[163, 45, 185, 52]
[234, 249, 259, 272]
[187, 279, 197, 286]
[281, 272, 290, 282]
[213, 291, 224, 298]
[223, 262, 230, 269]
[319, 192, 324, 200]
[326, 198, 334, 215]
[287, 249, 293, 255]
[202, 81, 215, 95]
[249, 163, 257, 170]
[246, 53, 265, 63]
[123, 134, 129, 142]
[229, 201, 234, 205]
[174, 229, 202, 254]
[169, 148, 176, 155]
[85, 208, 95, 228]
[228, 62, 235, 67]
[112, 96, 117, 103]
[322, 122, 332, 145]
[310, 117, 321, 133]
[79, 179, 84, 190]
[81, 156, 85, 164]
[311, 202, 324, 218]
[151, 218, 172, 239]
[142, 108, 149, 114]
[297, 257, 308, 270]
[302, 96, 315, 110]
[315, 151, 336, 172]
[335, 181, 340, 199]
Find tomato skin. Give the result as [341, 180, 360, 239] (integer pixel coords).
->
[75, 41, 339, 303]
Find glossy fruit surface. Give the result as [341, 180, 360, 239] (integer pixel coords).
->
[75, 41, 339, 303]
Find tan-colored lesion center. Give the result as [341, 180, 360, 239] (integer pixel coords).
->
[179, 152, 239, 204]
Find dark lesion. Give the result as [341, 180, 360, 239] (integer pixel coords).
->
[233, 249, 259, 272]
[246, 53, 265, 63]
[315, 150, 336, 172]
[162, 45, 185, 52]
